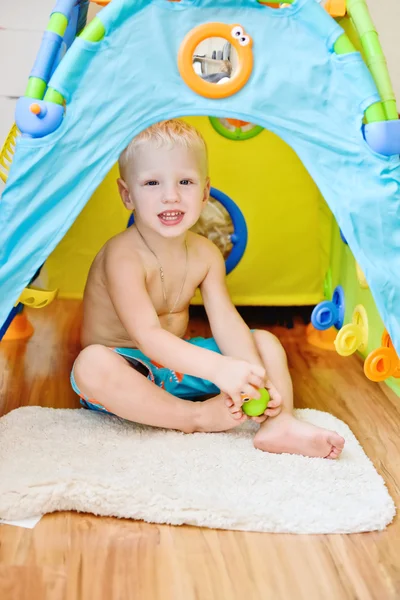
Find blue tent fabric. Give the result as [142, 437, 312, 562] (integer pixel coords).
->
[1, 0, 400, 350]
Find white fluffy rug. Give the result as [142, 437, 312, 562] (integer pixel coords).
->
[0, 406, 395, 534]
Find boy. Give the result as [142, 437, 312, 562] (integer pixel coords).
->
[71, 120, 345, 459]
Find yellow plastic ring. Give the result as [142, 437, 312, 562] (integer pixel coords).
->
[334, 304, 368, 357]
[352, 304, 368, 352]
[17, 286, 58, 309]
[334, 324, 360, 357]
[178, 22, 253, 99]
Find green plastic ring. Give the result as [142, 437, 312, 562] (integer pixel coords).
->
[209, 117, 264, 141]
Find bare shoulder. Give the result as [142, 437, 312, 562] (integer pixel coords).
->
[188, 233, 225, 292]
[102, 228, 145, 275]
[188, 231, 223, 265]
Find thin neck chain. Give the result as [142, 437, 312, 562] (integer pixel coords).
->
[136, 227, 188, 316]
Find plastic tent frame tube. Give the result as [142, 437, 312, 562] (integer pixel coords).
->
[79, 17, 106, 42]
[30, 32, 64, 84]
[77, 1, 90, 35]
[330, 34, 385, 125]
[347, 0, 398, 121]
[63, 6, 80, 52]
[25, 0, 76, 101]
[25, 79, 47, 101]
[44, 16, 105, 105]
[51, 0, 77, 18]
[334, 34, 355, 55]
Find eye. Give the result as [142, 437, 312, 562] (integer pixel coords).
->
[145, 180, 158, 186]
[239, 34, 250, 47]
[231, 26, 243, 39]
[180, 179, 191, 185]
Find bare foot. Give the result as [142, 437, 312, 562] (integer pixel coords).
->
[253, 412, 345, 459]
[193, 393, 248, 433]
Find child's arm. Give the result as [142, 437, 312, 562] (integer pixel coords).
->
[200, 240, 265, 374]
[103, 240, 264, 403]
[200, 239, 283, 418]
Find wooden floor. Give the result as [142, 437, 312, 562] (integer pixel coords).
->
[0, 299, 399, 600]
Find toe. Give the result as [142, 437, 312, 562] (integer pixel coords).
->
[328, 432, 345, 450]
[233, 411, 245, 420]
[236, 413, 248, 425]
[251, 415, 268, 424]
[326, 448, 340, 459]
[326, 444, 343, 459]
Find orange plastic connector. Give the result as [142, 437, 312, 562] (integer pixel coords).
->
[324, 0, 346, 17]
[2, 312, 34, 341]
[364, 330, 400, 382]
[30, 103, 41, 115]
[306, 323, 337, 351]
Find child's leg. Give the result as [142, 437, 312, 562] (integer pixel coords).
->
[72, 345, 245, 433]
[251, 330, 345, 459]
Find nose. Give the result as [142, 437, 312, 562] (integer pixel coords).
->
[162, 185, 180, 204]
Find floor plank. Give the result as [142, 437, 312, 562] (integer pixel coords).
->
[0, 300, 399, 600]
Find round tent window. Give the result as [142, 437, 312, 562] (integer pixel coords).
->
[178, 23, 254, 99]
[191, 196, 234, 259]
[191, 187, 247, 274]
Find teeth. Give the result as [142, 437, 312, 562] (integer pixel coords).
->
[160, 211, 182, 219]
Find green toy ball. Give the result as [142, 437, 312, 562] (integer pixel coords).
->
[242, 388, 270, 417]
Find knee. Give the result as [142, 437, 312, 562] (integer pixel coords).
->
[252, 329, 286, 358]
[73, 344, 113, 390]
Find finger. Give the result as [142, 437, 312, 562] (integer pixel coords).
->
[248, 373, 264, 389]
[265, 406, 282, 418]
[231, 392, 244, 406]
[264, 382, 282, 402]
[267, 396, 282, 408]
[265, 379, 279, 394]
[251, 364, 266, 380]
[241, 385, 260, 400]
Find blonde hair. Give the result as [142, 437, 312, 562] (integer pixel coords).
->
[119, 119, 208, 180]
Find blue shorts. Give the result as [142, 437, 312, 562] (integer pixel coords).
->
[70, 336, 221, 415]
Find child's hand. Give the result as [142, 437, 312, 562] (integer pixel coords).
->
[224, 379, 283, 422]
[250, 380, 283, 422]
[263, 380, 282, 417]
[213, 357, 266, 415]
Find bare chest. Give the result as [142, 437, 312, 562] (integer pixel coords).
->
[145, 262, 203, 317]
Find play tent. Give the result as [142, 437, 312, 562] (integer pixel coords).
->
[1, 0, 400, 389]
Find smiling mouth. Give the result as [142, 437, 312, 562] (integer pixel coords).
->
[158, 211, 185, 223]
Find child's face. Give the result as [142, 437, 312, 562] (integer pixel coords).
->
[118, 141, 210, 237]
